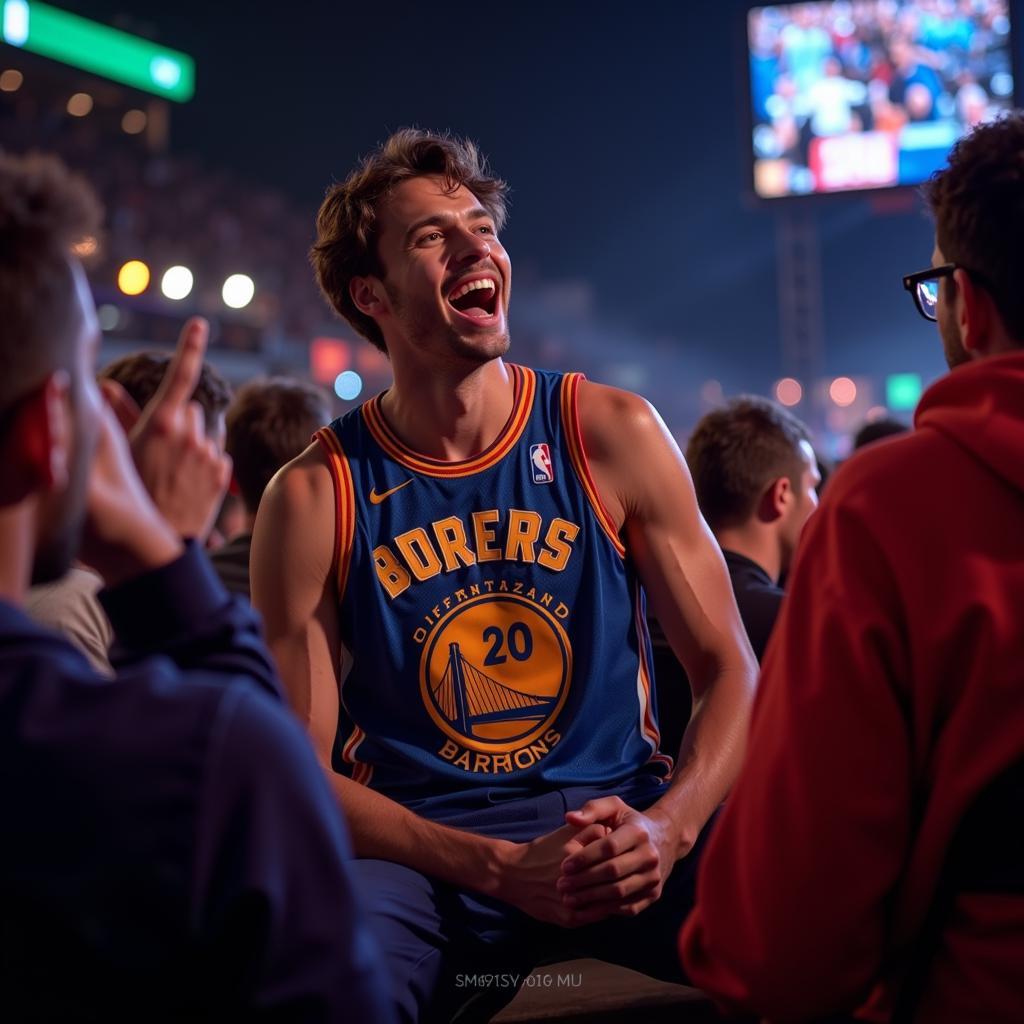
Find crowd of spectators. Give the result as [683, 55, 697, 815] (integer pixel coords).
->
[0, 84, 329, 351]
[750, 0, 1014, 194]
[2, 100, 1023, 1020]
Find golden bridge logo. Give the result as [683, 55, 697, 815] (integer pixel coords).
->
[420, 592, 572, 755]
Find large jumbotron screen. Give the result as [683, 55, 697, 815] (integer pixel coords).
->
[747, 1, 1016, 198]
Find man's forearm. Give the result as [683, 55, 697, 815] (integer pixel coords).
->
[326, 771, 513, 895]
[650, 661, 754, 856]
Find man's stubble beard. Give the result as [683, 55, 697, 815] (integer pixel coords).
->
[388, 286, 510, 367]
[938, 308, 970, 370]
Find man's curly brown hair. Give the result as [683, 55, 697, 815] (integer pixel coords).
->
[0, 152, 103, 419]
[310, 129, 508, 353]
[922, 112, 1024, 344]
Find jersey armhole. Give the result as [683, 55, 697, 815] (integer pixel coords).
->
[313, 427, 356, 604]
[558, 373, 627, 558]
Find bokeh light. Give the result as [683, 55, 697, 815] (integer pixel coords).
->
[334, 371, 363, 401]
[67, 92, 93, 117]
[72, 235, 98, 258]
[829, 376, 858, 407]
[161, 265, 194, 300]
[117, 260, 150, 296]
[0, 69, 24, 92]
[775, 377, 803, 407]
[222, 273, 255, 309]
[310, 337, 351, 384]
[121, 109, 147, 134]
[97, 304, 121, 332]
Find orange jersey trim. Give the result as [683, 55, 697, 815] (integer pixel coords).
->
[340, 725, 374, 787]
[313, 427, 356, 602]
[559, 373, 626, 557]
[314, 428, 370, 787]
[634, 590, 673, 776]
[361, 364, 536, 478]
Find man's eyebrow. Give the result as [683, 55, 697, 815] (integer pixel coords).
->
[404, 207, 492, 243]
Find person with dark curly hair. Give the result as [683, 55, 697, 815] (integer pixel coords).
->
[681, 113, 1024, 1023]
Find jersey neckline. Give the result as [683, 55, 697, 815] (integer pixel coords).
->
[361, 364, 536, 479]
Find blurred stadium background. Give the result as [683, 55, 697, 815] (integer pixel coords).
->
[2, 0, 1021, 460]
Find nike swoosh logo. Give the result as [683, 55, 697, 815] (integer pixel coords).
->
[369, 479, 413, 505]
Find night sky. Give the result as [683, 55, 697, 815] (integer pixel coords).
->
[57, 0, 1022, 398]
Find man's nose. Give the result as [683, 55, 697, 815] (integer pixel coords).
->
[453, 226, 491, 263]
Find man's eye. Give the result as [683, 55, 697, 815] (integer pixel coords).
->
[420, 231, 443, 243]
[477, 225, 494, 235]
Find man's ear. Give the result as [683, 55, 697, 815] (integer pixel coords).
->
[954, 268, 993, 356]
[757, 476, 790, 523]
[0, 372, 72, 504]
[350, 277, 388, 319]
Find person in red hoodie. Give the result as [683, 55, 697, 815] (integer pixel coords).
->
[680, 113, 1024, 1022]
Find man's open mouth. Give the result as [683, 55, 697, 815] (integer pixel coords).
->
[447, 276, 498, 320]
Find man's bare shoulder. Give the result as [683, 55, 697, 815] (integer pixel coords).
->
[251, 440, 336, 599]
[575, 379, 664, 458]
[577, 380, 663, 448]
[572, 380, 686, 529]
[261, 439, 334, 518]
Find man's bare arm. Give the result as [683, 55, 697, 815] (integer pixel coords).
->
[559, 383, 758, 916]
[250, 444, 605, 924]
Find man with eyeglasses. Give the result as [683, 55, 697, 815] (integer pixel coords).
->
[680, 113, 1024, 1022]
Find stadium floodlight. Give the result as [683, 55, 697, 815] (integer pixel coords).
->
[334, 371, 363, 401]
[161, 265, 193, 301]
[0, 1, 195, 102]
[222, 273, 254, 309]
[117, 259, 149, 296]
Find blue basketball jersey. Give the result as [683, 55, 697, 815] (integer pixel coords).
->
[316, 365, 672, 816]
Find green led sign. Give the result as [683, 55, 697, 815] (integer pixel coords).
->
[886, 373, 923, 411]
[1, 0, 194, 101]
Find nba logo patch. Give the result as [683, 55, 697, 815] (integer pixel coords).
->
[530, 443, 554, 484]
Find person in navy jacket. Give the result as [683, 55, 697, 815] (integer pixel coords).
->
[0, 152, 394, 1023]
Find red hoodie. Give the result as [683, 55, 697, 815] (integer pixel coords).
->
[680, 352, 1024, 1022]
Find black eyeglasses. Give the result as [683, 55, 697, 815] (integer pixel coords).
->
[902, 263, 956, 322]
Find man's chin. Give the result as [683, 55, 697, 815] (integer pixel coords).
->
[942, 339, 972, 370]
[449, 326, 510, 362]
[939, 321, 971, 370]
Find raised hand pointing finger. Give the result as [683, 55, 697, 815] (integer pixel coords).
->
[147, 316, 209, 415]
[126, 317, 229, 540]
